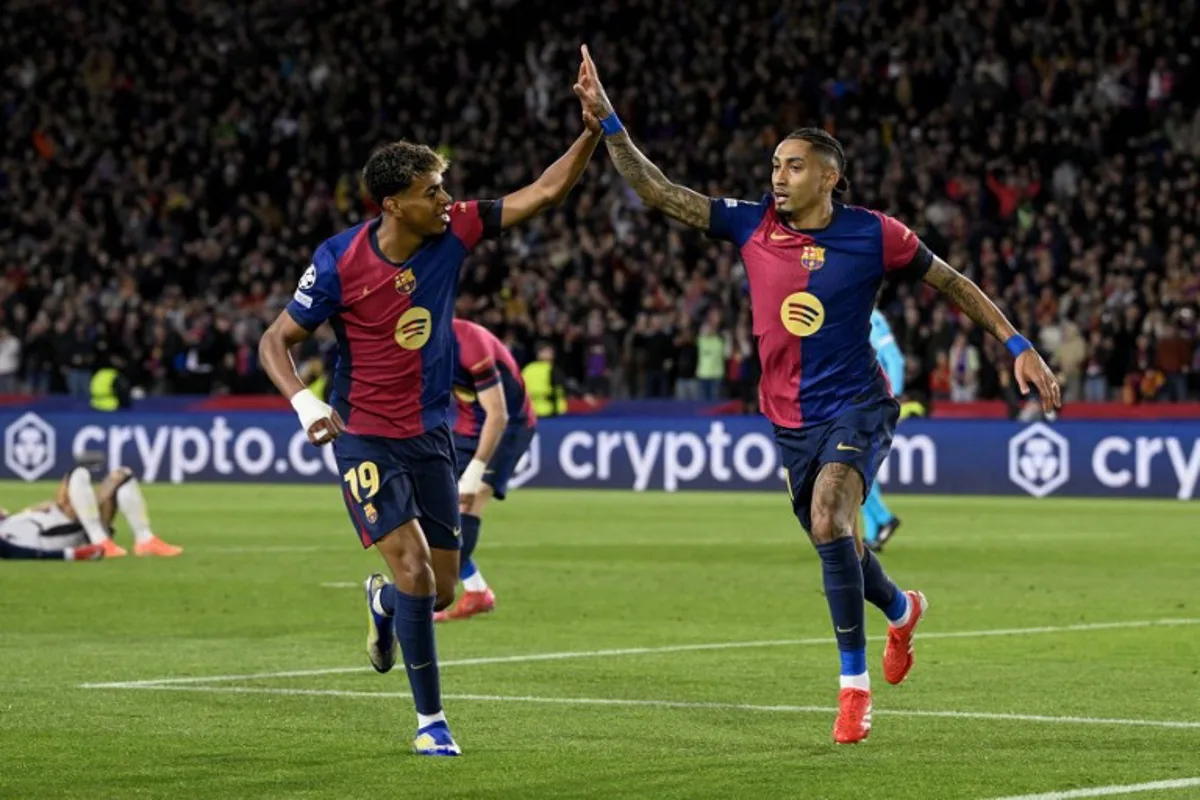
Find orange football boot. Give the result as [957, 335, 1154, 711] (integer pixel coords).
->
[833, 688, 872, 744]
[134, 535, 183, 557]
[433, 588, 496, 622]
[99, 539, 127, 558]
[883, 590, 928, 685]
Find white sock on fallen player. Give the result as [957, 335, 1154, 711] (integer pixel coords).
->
[115, 479, 155, 544]
[839, 672, 870, 692]
[417, 710, 447, 729]
[462, 571, 489, 593]
[66, 468, 112, 545]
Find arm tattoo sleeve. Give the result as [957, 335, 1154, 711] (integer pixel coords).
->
[923, 257, 1017, 343]
[605, 132, 711, 230]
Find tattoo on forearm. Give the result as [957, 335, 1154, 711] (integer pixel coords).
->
[925, 259, 1014, 342]
[605, 133, 710, 229]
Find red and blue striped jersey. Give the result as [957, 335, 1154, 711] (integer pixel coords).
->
[708, 197, 932, 429]
[451, 319, 535, 438]
[285, 200, 502, 439]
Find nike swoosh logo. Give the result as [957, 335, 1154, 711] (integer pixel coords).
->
[769, 231, 793, 241]
[836, 443, 863, 452]
[410, 661, 433, 670]
[835, 626, 859, 634]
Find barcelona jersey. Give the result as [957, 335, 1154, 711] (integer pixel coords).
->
[285, 201, 502, 439]
[451, 319, 535, 439]
[708, 197, 932, 428]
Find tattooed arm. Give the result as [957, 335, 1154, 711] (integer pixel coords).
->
[573, 45, 711, 231]
[922, 257, 1018, 343]
[603, 133, 711, 229]
[923, 256, 1062, 412]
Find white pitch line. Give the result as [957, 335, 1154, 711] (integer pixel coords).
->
[78, 617, 1200, 690]
[319, 582, 359, 589]
[982, 777, 1200, 800]
[82, 686, 1200, 731]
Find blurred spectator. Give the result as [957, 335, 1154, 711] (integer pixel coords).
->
[0, 328, 20, 394]
[673, 319, 700, 401]
[949, 331, 981, 403]
[930, 352, 952, 403]
[0, 0, 1197, 407]
[1156, 321, 1194, 402]
[695, 313, 726, 401]
[1057, 322, 1087, 403]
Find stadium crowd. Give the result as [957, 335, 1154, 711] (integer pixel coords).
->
[1, 0, 1198, 409]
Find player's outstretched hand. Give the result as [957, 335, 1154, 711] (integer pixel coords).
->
[1014, 350, 1062, 413]
[573, 44, 615, 122]
[307, 409, 346, 447]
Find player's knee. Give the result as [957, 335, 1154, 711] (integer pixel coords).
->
[809, 505, 853, 545]
[389, 547, 435, 595]
[109, 467, 134, 483]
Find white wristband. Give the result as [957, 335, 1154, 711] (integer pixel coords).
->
[290, 388, 332, 436]
[458, 459, 488, 496]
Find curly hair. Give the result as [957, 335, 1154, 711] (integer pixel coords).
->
[362, 141, 450, 203]
[785, 128, 850, 192]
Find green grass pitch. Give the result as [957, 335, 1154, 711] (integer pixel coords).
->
[1, 483, 1198, 799]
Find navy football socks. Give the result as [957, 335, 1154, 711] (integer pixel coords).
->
[860, 548, 907, 623]
[459, 513, 482, 581]
[386, 585, 442, 715]
[815, 537, 867, 676]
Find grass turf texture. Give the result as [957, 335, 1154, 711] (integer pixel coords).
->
[1, 483, 1198, 799]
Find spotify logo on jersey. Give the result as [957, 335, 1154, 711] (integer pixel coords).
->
[395, 307, 433, 350]
[780, 292, 825, 337]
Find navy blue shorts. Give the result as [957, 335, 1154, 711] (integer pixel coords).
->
[776, 398, 899, 533]
[453, 425, 536, 501]
[332, 425, 461, 551]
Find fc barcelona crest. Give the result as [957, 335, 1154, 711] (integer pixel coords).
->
[799, 245, 826, 271]
[394, 268, 416, 295]
[363, 503, 378, 524]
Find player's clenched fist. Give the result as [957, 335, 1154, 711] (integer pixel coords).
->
[290, 387, 346, 446]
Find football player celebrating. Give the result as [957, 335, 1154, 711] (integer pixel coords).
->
[574, 44, 1059, 744]
[259, 94, 600, 755]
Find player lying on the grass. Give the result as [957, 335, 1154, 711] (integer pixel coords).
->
[0, 456, 181, 560]
[434, 318, 538, 622]
[574, 44, 1061, 744]
[258, 94, 600, 756]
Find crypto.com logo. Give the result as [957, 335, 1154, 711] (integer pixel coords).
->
[4, 412, 57, 482]
[1008, 422, 1069, 498]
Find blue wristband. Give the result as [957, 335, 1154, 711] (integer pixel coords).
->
[1005, 334, 1033, 358]
[599, 112, 624, 136]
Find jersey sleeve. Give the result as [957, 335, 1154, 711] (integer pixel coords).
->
[449, 199, 504, 250]
[873, 211, 934, 282]
[285, 245, 342, 331]
[457, 328, 502, 391]
[707, 198, 768, 247]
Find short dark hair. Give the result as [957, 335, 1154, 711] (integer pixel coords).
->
[785, 128, 850, 192]
[362, 141, 449, 203]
